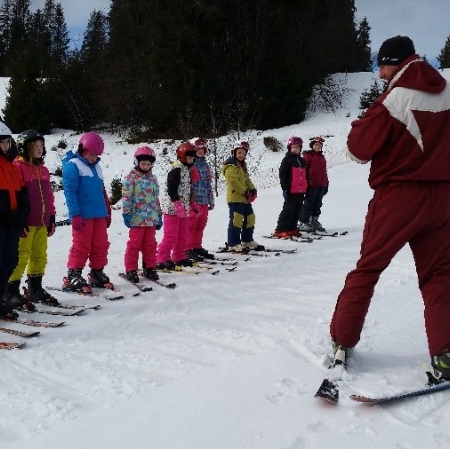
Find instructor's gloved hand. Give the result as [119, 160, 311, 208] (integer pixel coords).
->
[173, 200, 187, 218]
[122, 213, 132, 228]
[71, 215, 83, 231]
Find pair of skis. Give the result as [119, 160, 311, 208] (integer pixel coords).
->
[122, 272, 177, 290]
[315, 358, 450, 405]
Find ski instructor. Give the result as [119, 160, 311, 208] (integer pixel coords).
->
[329, 35, 450, 381]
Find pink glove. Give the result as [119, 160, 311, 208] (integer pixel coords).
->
[190, 202, 202, 215]
[71, 215, 83, 231]
[173, 200, 187, 218]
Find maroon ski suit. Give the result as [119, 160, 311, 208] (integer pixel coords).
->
[330, 54, 450, 356]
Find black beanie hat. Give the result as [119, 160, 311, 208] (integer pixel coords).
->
[377, 36, 415, 66]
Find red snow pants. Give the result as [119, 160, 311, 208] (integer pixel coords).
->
[188, 203, 209, 249]
[124, 226, 157, 271]
[330, 182, 450, 356]
[67, 217, 110, 270]
[156, 214, 190, 263]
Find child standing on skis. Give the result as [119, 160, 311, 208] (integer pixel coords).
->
[186, 137, 215, 260]
[299, 136, 329, 232]
[0, 122, 29, 319]
[4, 130, 57, 310]
[222, 140, 264, 252]
[156, 142, 200, 269]
[122, 146, 162, 283]
[62, 131, 112, 292]
[273, 136, 307, 238]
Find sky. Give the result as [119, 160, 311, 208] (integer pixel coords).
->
[30, 0, 450, 61]
[2, 70, 450, 449]
[355, 0, 450, 60]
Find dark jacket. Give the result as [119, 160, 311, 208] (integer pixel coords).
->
[279, 151, 307, 194]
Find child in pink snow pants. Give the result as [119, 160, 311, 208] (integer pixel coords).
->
[156, 142, 201, 269]
[187, 137, 215, 260]
[122, 146, 162, 283]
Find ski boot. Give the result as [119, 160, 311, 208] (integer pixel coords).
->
[142, 267, 159, 281]
[63, 269, 92, 293]
[156, 260, 176, 271]
[26, 275, 60, 305]
[299, 221, 313, 232]
[0, 301, 19, 320]
[186, 249, 204, 262]
[125, 270, 139, 284]
[431, 353, 450, 381]
[311, 216, 326, 232]
[226, 243, 249, 253]
[194, 247, 215, 260]
[88, 269, 113, 289]
[243, 241, 265, 251]
[4, 280, 36, 311]
[332, 344, 353, 368]
[174, 258, 193, 267]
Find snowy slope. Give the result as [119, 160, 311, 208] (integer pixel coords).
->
[2, 71, 450, 449]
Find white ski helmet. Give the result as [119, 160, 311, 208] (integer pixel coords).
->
[0, 121, 12, 138]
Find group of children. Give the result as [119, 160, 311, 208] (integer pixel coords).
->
[0, 128, 327, 315]
[274, 136, 329, 238]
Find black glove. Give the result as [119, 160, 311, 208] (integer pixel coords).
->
[47, 214, 56, 236]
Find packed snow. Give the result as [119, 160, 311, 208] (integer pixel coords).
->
[2, 71, 450, 449]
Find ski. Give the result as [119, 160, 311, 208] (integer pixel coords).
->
[52, 303, 101, 311]
[0, 327, 40, 338]
[350, 362, 450, 405]
[26, 307, 86, 317]
[118, 273, 153, 292]
[46, 285, 124, 301]
[214, 256, 250, 263]
[350, 381, 450, 405]
[312, 231, 348, 237]
[0, 341, 26, 350]
[2, 317, 65, 328]
[136, 272, 177, 289]
[195, 259, 238, 267]
[251, 248, 297, 255]
[148, 279, 176, 289]
[156, 266, 220, 276]
[263, 234, 316, 243]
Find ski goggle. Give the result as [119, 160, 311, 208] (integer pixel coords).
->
[233, 141, 250, 151]
[192, 138, 208, 149]
[310, 136, 325, 144]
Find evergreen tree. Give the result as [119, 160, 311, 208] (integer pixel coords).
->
[355, 17, 372, 72]
[438, 35, 450, 69]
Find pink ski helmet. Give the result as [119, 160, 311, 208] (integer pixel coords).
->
[286, 136, 303, 151]
[79, 131, 104, 155]
[134, 146, 156, 166]
[190, 137, 208, 154]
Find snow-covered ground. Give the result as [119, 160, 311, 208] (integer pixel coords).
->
[2, 71, 450, 449]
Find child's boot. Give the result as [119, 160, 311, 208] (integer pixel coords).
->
[26, 275, 59, 305]
[88, 268, 112, 288]
[64, 269, 91, 292]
